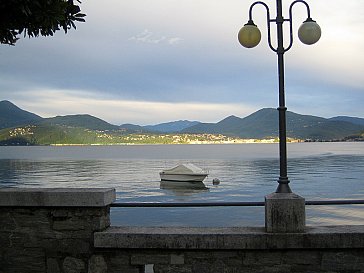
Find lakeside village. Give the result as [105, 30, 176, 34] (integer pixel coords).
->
[94, 132, 295, 145]
[6, 125, 293, 145]
[3, 125, 351, 146]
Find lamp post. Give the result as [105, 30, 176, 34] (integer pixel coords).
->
[238, 0, 321, 194]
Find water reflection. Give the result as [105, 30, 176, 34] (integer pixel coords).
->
[0, 145, 363, 227]
[160, 182, 209, 199]
[160, 180, 208, 190]
[307, 205, 364, 225]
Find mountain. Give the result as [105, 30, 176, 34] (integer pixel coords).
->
[329, 116, 364, 126]
[182, 108, 281, 138]
[41, 114, 119, 131]
[0, 123, 124, 146]
[1, 101, 363, 143]
[119, 123, 147, 133]
[183, 108, 364, 140]
[0, 100, 43, 129]
[143, 120, 201, 133]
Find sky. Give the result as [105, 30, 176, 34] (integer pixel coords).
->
[1, 0, 364, 125]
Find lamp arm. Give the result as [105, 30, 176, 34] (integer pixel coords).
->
[249, 1, 276, 52]
[286, 0, 312, 51]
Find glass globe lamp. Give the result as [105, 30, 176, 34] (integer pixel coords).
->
[238, 21, 261, 48]
[298, 18, 321, 45]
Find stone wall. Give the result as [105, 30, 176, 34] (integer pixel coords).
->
[93, 248, 364, 273]
[1, 188, 364, 273]
[94, 226, 364, 273]
[0, 188, 115, 273]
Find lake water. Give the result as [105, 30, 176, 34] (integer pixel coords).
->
[0, 142, 363, 227]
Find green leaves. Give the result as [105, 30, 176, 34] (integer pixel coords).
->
[0, 0, 86, 45]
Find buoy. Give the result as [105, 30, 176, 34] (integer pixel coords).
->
[212, 178, 220, 185]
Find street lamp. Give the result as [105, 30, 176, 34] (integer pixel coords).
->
[238, 0, 321, 194]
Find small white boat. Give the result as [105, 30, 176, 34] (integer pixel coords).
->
[159, 163, 208, 182]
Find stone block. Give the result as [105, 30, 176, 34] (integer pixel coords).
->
[94, 226, 364, 250]
[211, 251, 241, 260]
[89, 255, 107, 273]
[243, 250, 282, 266]
[265, 192, 305, 233]
[244, 264, 293, 273]
[1, 247, 46, 273]
[170, 254, 184, 265]
[321, 250, 364, 271]
[52, 217, 84, 231]
[57, 239, 92, 254]
[51, 207, 110, 231]
[131, 254, 170, 265]
[281, 250, 321, 265]
[107, 253, 131, 265]
[184, 251, 242, 267]
[107, 265, 142, 273]
[1, 208, 50, 232]
[154, 264, 192, 273]
[62, 257, 85, 273]
[0, 188, 115, 207]
[47, 258, 61, 273]
[191, 259, 233, 273]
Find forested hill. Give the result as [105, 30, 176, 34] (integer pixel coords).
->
[0, 100, 363, 144]
[41, 115, 120, 131]
[0, 100, 42, 129]
[182, 108, 364, 140]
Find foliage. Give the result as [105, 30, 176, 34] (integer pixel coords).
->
[184, 108, 364, 141]
[1, 101, 364, 144]
[1, 123, 363, 146]
[0, 0, 85, 45]
[41, 115, 120, 131]
[0, 100, 42, 129]
[0, 124, 274, 145]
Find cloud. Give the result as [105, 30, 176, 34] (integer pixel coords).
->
[1, 0, 363, 123]
[128, 29, 183, 45]
[9, 89, 257, 125]
[168, 37, 183, 45]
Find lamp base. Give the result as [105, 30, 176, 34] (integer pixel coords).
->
[276, 177, 292, 193]
[265, 192, 305, 233]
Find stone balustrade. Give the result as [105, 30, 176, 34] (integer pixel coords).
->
[0, 188, 363, 273]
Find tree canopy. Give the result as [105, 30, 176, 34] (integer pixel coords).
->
[0, 0, 85, 45]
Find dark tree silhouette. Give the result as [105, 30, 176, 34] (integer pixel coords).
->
[0, 0, 85, 45]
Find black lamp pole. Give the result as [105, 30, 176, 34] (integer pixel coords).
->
[239, 0, 320, 193]
[276, 0, 291, 193]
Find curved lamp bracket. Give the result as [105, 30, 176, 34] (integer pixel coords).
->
[248, 1, 276, 52]
[287, 0, 312, 51]
[248, 0, 313, 53]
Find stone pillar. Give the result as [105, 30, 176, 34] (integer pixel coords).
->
[265, 192, 305, 233]
[0, 188, 115, 273]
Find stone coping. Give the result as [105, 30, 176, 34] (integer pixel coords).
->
[94, 225, 364, 250]
[0, 188, 115, 207]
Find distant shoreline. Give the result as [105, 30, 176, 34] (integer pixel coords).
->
[1, 139, 362, 147]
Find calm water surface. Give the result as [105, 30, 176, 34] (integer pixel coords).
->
[0, 142, 363, 226]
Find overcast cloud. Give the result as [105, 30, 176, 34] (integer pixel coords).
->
[0, 0, 363, 125]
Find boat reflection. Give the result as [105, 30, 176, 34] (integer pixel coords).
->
[160, 180, 209, 196]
